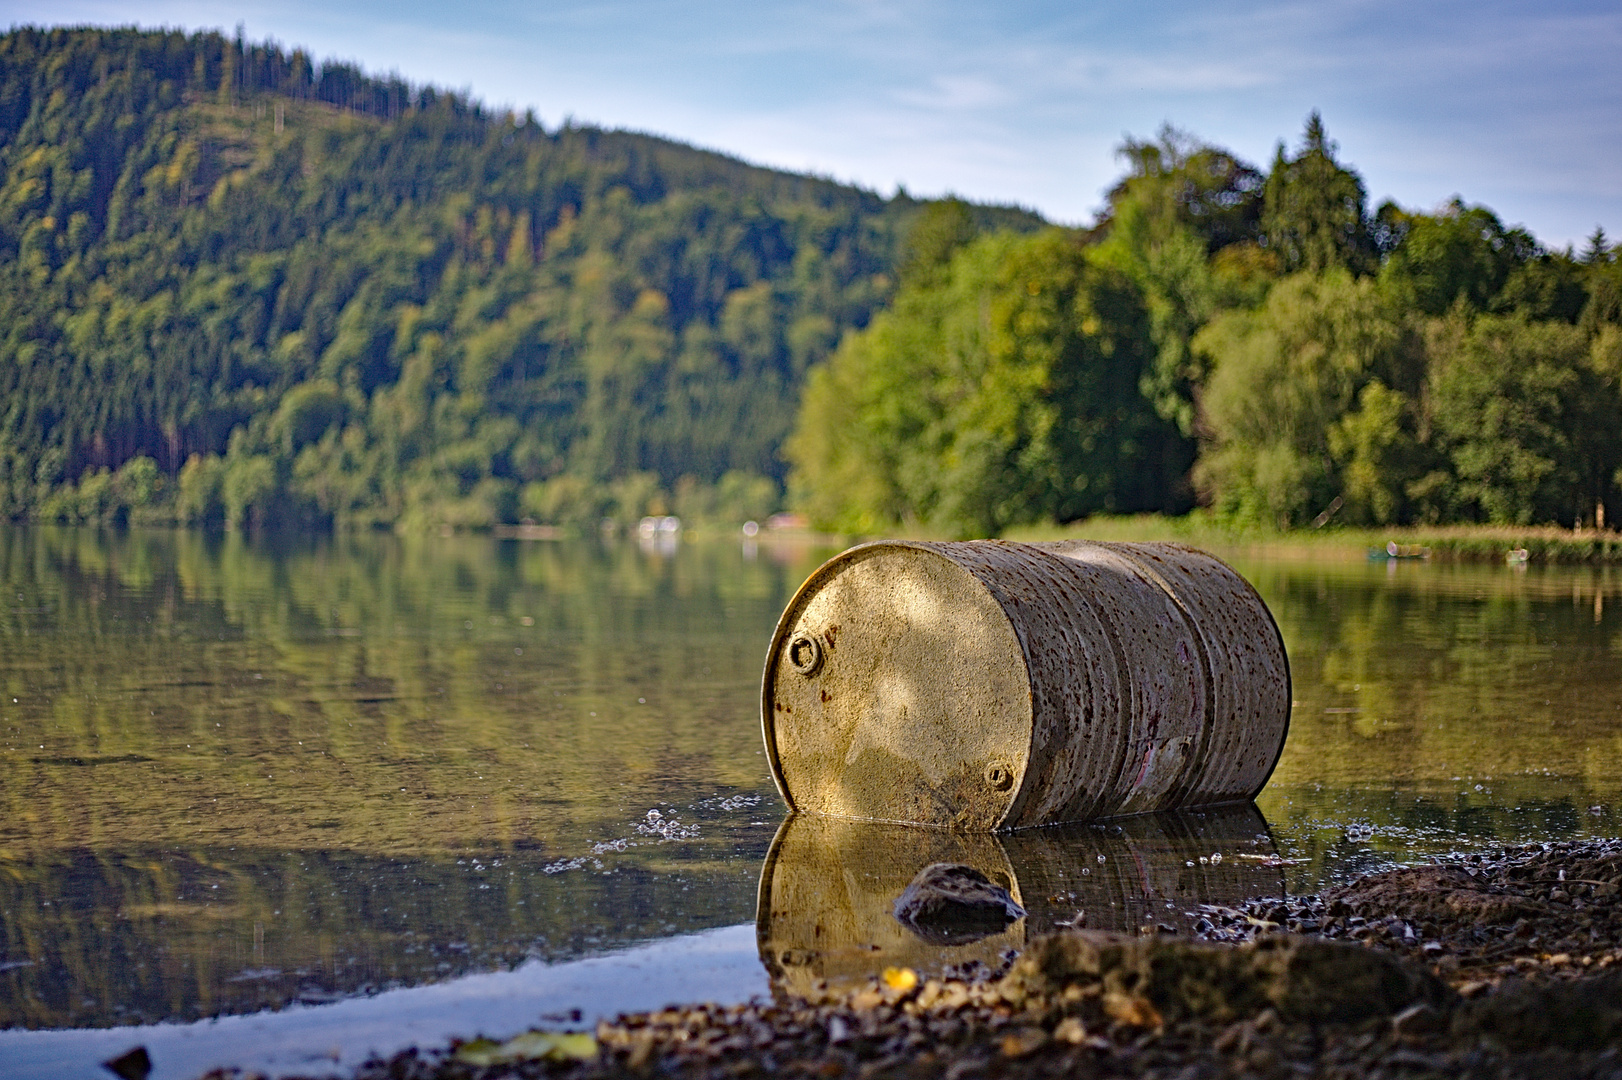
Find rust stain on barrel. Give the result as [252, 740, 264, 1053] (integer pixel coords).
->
[760, 539, 1289, 831]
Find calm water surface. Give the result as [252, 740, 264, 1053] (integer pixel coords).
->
[1, 527, 1621, 1072]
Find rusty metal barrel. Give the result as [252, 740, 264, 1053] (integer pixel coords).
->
[760, 540, 1289, 830]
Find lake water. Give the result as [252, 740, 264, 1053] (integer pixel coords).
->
[1, 526, 1620, 1077]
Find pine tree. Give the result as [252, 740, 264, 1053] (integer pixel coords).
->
[1260, 112, 1374, 274]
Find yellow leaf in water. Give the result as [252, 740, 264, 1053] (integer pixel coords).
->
[454, 1030, 599, 1065]
[452, 1038, 503, 1066]
[881, 966, 918, 992]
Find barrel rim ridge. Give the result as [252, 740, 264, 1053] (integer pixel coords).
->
[1136, 542, 1293, 796]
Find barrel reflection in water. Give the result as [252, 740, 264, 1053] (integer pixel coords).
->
[756, 806, 1285, 997]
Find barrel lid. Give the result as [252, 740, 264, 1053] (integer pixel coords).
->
[761, 542, 1033, 830]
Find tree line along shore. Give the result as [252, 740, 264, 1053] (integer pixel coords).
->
[2, 28, 1620, 540]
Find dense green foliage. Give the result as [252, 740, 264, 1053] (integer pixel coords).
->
[1183, 117, 1622, 530]
[0, 26, 1039, 529]
[789, 205, 1191, 536]
[790, 117, 1622, 534]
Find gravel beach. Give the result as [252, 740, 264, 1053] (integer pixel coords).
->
[191, 837, 1622, 1080]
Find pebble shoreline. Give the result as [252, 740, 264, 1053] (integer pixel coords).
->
[194, 838, 1622, 1080]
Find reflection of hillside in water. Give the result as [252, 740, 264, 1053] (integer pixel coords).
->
[756, 807, 1284, 996]
[0, 846, 766, 1030]
[0, 526, 806, 1031]
[0, 526, 810, 857]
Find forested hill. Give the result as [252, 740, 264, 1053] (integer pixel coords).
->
[0, 26, 1043, 529]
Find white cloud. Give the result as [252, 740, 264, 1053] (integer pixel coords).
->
[892, 74, 1011, 110]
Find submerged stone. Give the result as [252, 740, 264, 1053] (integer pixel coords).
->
[892, 863, 1027, 944]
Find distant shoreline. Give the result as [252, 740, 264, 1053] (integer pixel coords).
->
[8, 516, 1622, 565]
[1001, 515, 1622, 565]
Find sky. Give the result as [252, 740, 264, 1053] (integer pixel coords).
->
[4, 0, 1619, 250]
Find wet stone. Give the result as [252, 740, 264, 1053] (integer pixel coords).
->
[891, 863, 1026, 945]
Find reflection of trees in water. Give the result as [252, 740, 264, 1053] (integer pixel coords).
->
[1239, 559, 1622, 882]
[1250, 561, 1622, 786]
[0, 845, 766, 1029]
